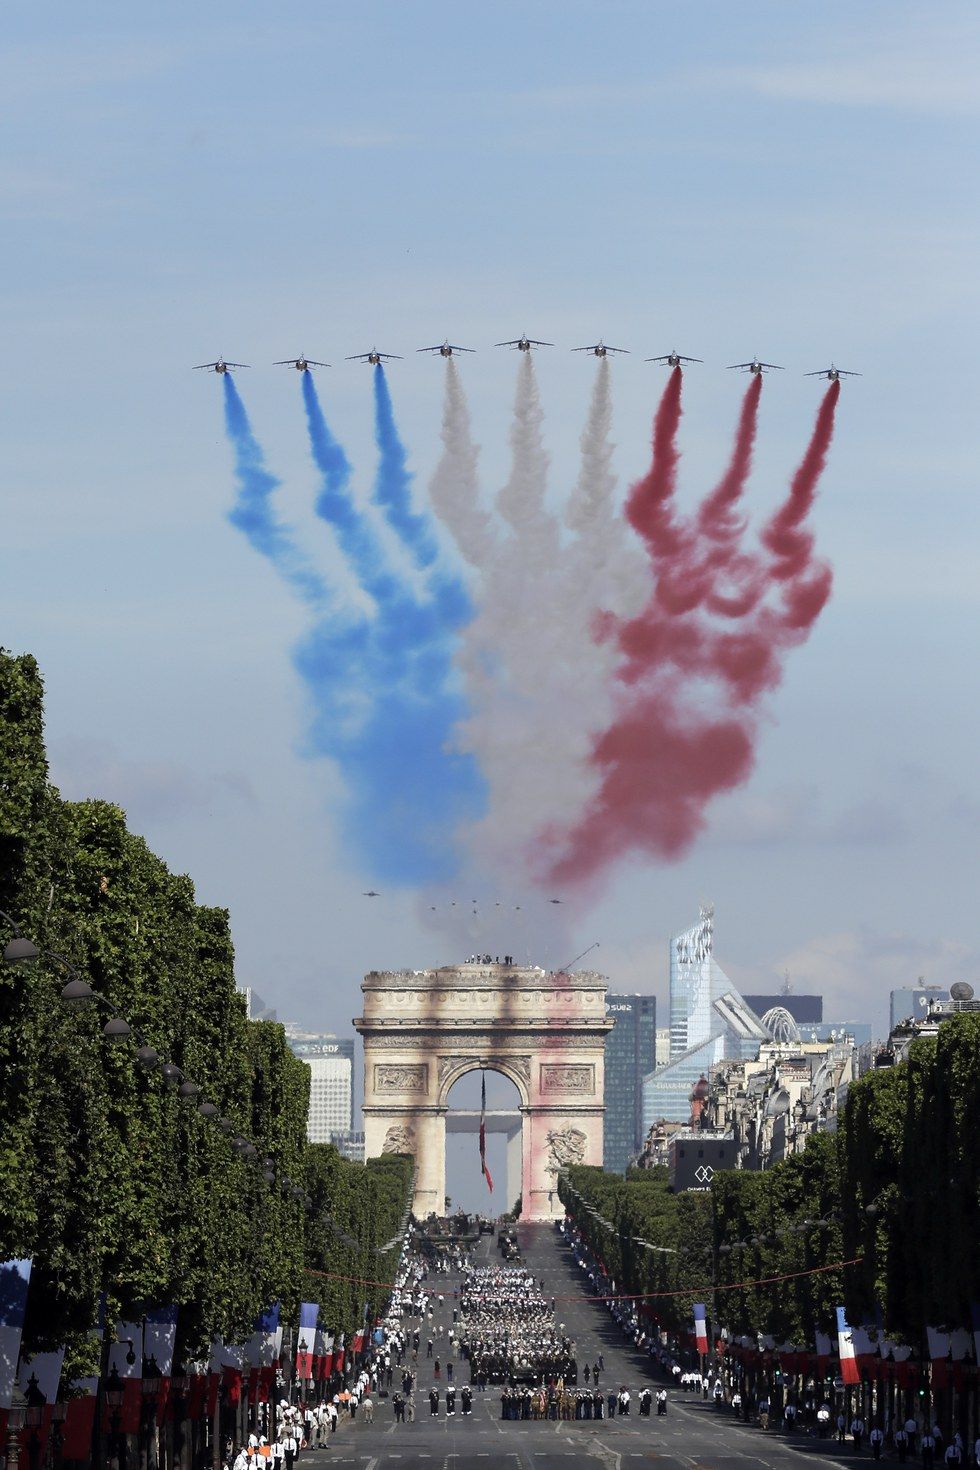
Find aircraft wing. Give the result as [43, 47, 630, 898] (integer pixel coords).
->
[726, 362, 754, 369]
[193, 362, 219, 369]
[526, 339, 554, 346]
[571, 346, 597, 352]
[679, 355, 704, 363]
[759, 362, 784, 370]
[604, 346, 629, 354]
[495, 340, 521, 347]
[224, 361, 249, 368]
[448, 345, 475, 352]
[306, 360, 331, 367]
[416, 346, 444, 353]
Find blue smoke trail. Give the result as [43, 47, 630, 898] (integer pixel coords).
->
[222, 374, 327, 605]
[371, 363, 441, 570]
[295, 371, 485, 883]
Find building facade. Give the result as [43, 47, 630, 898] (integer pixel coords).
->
[644, 906, 768, 1126]
[603, 993, 657, 1173]
[286, 1029, 355, 1145]
[889, 985, 949, 1033]
[744, 993, 823, 1024]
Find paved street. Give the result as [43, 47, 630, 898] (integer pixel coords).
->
[307, 1223, 869, 1470]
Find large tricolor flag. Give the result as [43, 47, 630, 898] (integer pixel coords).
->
[296, 1304, 318, 1380]
[836, 1307, 860, 1385]
[145, 1306, 178, 1425]
[693, 1303, 708, 1355]
[62, 1295, 103, 1462]
[108, 1321, 144, 1434]
[0, 1257, 33, 1431]
[480, 1071, 493, 1193]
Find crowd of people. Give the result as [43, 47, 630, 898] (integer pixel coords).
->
[457, 1264, 576, 1384]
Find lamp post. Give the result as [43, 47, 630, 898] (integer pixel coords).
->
[6, 1381, 28, 1470]
[23, 1376, 45, 1470]
[105, 1365, 126, 1470]
[48, 1400, 67, 1470]
[140, 1358, 160, 1470]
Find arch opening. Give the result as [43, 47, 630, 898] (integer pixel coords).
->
[444, 1066, 522, 1216]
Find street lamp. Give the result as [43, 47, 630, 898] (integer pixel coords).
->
[6, 1381, 27, 1470]
[23, 1374, 44, 1470]
[0, 909, 40, 964]
[141, 1356, 161, 1469]
[105, 1364, 126, 1470]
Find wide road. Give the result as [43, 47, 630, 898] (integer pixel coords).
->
[311, 1222, 866, 1470]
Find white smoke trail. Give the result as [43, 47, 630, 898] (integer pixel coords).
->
[427, 359, 496, 565]
[426, 353, 648, 888]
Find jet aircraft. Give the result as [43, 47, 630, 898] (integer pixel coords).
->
[363, 890, 381, 898]
[572, 341, 628, 357]
[495, 335, 554, 352]
[274, 356, 330, 372]
[727, 359, 783, 374]
[645, 351, 703, 367]
[417, 341, 475, 357]
[193, 359, 248, 374]
[346, 349, 403, 365]
[805, 365, 861, 381]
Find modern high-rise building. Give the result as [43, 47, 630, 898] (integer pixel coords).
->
[744, 993, 823, 1024]
[889, 985, 949, 1033]
[285, 1028, 355, 1145]
[798, 1020, 873, 1048]
[603, 993, 657, 1173]
[644, 906, 768, 1127]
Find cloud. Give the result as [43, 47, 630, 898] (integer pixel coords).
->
[705, 784, 906, 850]
[49, 735, 254, 826]
[768, 926, 980, 1032]
[707, 23, 980, 117]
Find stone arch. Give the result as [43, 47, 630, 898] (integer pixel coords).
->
[436, 1054, 531, 1109]
[354, 962, 611, 1222]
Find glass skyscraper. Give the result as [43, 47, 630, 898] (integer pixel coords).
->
[644, 905, 767, 1126]
[603, 993, 657, 1173]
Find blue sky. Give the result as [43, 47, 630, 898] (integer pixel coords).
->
[3, 1, 979, 1071]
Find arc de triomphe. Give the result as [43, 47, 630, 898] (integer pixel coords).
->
[354, 961, 612, 1221]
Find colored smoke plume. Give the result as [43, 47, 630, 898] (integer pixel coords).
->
[543, 380, 840, 886]
[428, 358, 496, 566]
[372, 363, 440, 571]
[223, 374, 327, 605]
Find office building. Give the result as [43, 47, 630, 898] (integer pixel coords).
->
[285, 1027, 355, 1144]
[798, 1020, 873, 1049]
[644, 905, 768, 1126]
[744, 993, 823, 1025]
[603, 993, 657, 1172]
[655, 1027, 671, 1067]
[889, 985, 949, 1033]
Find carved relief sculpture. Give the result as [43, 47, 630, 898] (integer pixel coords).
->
[540, 1063, 595, 1095]
[382, 1123, 417, 1154]
[545, 1126, 588, 1176]
[374, 1063, 427, 1094]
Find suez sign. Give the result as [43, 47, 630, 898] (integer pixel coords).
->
[607, 1004, 635, 1013]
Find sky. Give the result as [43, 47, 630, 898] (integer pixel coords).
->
[3, 0, 980, 1125]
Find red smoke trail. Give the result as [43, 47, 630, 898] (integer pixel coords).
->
[543, 381, 840, 886]
[761, 377, 841, 578]
[625, 365, 688, 563]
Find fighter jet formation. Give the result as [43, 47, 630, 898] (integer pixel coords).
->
[495, 335, 553, 352]
[417, 341, 475, 357]
[572, 341, 629, 357]
[194, 358, 248, 374]
[274, 356, 330, 372]
[195, 340, 859, 380]
[727, 359, 784, 375]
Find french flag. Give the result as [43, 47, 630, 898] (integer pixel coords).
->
[108, 1322, 144, 1434]
[0, 1257, 33, 1441]
[320, 1333, 335, 1379]
[693, 1304, 708, 1355]
[480, 1072, 494, 1193]
[15, 1348, 64, 1462]
[836, 1307, 860, 1385]
[296, 1304, 318, 1381]
[145, 1306, 177, 1427]
[61, 1294, 103, 1462]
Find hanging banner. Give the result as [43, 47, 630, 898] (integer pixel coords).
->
[145, 1305, 178, 1426]
[693, 1303, 708, 1355]
[479, 1071, 494, 1193]
[836, 1308, 859, 1385]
